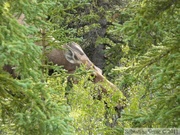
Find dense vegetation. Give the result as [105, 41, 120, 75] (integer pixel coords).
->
[0, 0, 179, 134]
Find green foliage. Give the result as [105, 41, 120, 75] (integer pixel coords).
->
[0, 73, 74, 135]
[0, 1, 74, 134]
[3, 0, 178, 134]
[112, 0, 180, 128]
[47, 0, 91, 44]
[64, 66, 125, 134]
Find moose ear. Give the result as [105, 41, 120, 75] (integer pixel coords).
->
[65, 48, 80, 64]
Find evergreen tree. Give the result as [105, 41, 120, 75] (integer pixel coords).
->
[112, 0, 180, 128]
[0, 1, 74, 134]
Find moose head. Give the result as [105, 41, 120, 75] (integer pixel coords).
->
[46, 42, 118, 92]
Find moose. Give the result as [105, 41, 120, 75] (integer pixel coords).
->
[3, 41, 118, 92]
